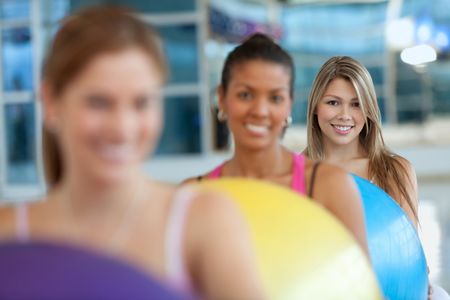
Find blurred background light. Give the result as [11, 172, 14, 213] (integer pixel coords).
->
[386, 18, 415, 50]
[417, 23, 433, 43]
[400, 44, 437, 65]
[435, 30, 449, 49]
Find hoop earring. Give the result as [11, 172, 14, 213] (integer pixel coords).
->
[284, 115, 292, 127]
[217, 109, 227, 122]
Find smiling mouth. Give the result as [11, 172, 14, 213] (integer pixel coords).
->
[245, 123, 270, 135]
[332, 124, 353, 130]
[96, 144, 134, 163]
[331, 124, 354, 134]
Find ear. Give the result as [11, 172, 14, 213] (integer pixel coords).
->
[40, 81, 60, 133]
[287, 97, 293, 114]
[216, 85, 226, 113]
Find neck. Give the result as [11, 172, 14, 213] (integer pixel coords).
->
[55, 170, 146, 217]
[323, 139, 367, 164]
[229, 143, 292, 178]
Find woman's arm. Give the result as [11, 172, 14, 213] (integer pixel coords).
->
[184, 189, 266, 300]
[312, 164, 369, 256]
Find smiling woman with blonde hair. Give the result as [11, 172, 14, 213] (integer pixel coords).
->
[305, 55, 418, 227]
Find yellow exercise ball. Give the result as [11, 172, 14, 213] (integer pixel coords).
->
[199, 178, 382, 300]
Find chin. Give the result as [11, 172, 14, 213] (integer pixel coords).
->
[332, 137, 356, 146]
[240, 139, 273, 151]
[96, 170, 134, 186]
[89, 162, 138, 185]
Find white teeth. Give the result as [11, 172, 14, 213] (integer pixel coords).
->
[334, 125, 352, 131]
[97, 145, 132, 161]
[245, 124, 269, 134]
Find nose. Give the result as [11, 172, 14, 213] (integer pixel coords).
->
[337, 104, 352, 121]
[108, 107, 136, 143]
[250, 97, 270, 117]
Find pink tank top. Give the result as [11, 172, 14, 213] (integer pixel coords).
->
[207, 153, 307, 195]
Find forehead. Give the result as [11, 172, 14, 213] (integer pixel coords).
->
[68, 48, 163, 92]
[229, 59, 291, 88]
[324, 77, 357, 98]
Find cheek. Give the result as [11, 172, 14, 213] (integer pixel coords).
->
[224, 100, 245, 128]
[355, 111, 365, 125]
[57, 106, 99, 147]
[275, 105, 290, 126]
[141, 109, 163, 141]
[224, 98, 241, 117]
[71, 111, 107, 144]
[316, 106, 331, 126]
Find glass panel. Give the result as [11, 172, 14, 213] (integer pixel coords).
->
[41, 0, 70, 24]
[376, 97, 386, 122]
[291, 99, 308, 125]
[69, 0, 195, 13]
[283, 3, 385, 55]
[0, 0, 30, 20]
[41, 25, 60, 55]
[397, 110, 425, 123]
[110, 0, 196, 13]
[156, 96, 201, 154]
[68, 0, 104, 13]
[367, 66, 384, 85]
[158, 25, 199, 84]
[5, 102, 39, 184]
[2, 27, 33, 91]
[433, 89, 450, 115]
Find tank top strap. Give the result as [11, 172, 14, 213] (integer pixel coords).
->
[291, 153, 306, 195]
[207, 164, 224, 179]
[15, 203, 30, 242]
[308, 162, 321, 199]
[164, 186, 196, 294]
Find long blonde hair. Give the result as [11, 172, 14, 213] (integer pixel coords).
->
[305, 56, 417, 222]
[42, 6, 167, 188]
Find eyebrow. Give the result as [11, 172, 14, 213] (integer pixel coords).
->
[323, 94, 359, 101]
[233, 83, 289, 92]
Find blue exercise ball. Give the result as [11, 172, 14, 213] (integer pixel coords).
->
[0, 241, 193, 300]
[352, 174, 428, 300]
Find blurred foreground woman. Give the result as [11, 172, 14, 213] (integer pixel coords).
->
[0, 6, 264, 300]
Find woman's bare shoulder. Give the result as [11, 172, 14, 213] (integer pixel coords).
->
[148, 179, 226, 211]
[0, 198, 48, 238]
[146, 180, 178, 203]
[307, 160, 357, 203]
[0, 204, 16, 235]
[305, 158, 350, 182]
[150, 178, 243, 230]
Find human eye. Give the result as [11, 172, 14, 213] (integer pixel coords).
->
[237, 91, 252, 100]
[134, 96, 151, 110]
[271, 94, 285, 103]
[85, 94, 111, 109]
[133, 91, 162, 110]
[351, 101, 360, 108]
[135, 96, 149, 110]
[326, 99, 339, 106]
